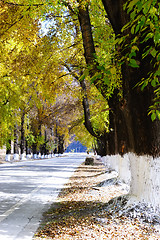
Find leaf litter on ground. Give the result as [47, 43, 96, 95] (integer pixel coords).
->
[34, 157, 160, 239]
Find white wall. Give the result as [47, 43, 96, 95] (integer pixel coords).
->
[102, 153, 160, 209]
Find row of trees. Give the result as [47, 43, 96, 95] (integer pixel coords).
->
[0, 0, 160, 159]
[75, 0, 160, 156]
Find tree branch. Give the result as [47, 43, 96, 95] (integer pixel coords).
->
[0, 6, 32, 37]
[1, 0, 45, 7]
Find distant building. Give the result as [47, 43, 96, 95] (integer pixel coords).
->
[65, 141, 87, 153]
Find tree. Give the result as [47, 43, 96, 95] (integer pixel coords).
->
[102, 0, 160, 156]
[0, 0, 124, 156]
[0, 1, 42, 149]
[42, 0, 112, 155]
[2, 0, 159, 158]
[13, 124, 19, 160]
[67, 0, 126, 155]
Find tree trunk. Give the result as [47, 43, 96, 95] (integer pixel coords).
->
[50, 128, 54, 156]
[80, 74, 108, 156]
[26, 121, 31, 158]
[20, 112, 26, 160]
[32, 141, 38, 159]
[77, 3, 109, 156]
[78, 3, 108, 153]
[80, 76, 99, 138]
[127, 57, 160, 156]
[78, 3, 108, 97]
[54, 123, 58, 154]
[26, 140, 31, 158]
[5, 139, 11, 161]
[95, 134, 108, 156]
[58, 134, 64, 154]
[6, 139, 11, 154]
[64, 4, 112, 156]
[108, 89, 130, 155]
[13, 125, 19, 160]
[102, 0, 160, 156]
[44, 130, 47, 156]
[78, 2, 129, 156]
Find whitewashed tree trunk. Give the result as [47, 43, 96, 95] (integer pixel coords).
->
[129, 154, 160, 208]
[26, 154, 32, 159]
[102, 153, 160, 209]
[20, 153, 26, 161]
[33, 154, 38, 159]
[13, 153, 19, 161]
[14, 124, 19, 161]
[6, 139, 11, 162]
[5, 154, 11, 162]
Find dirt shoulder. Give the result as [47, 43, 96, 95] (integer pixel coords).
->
[34, 158, 159, 239]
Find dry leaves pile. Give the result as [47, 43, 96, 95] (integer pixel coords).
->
[34, 158, 159, 239]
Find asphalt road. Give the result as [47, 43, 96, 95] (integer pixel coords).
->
[0, 153, 86, 240]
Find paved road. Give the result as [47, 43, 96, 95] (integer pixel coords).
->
[0, 153, 86, 240]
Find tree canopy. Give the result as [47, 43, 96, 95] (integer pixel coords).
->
[0, 0, 159, 156]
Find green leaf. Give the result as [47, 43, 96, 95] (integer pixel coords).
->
[127, 0, 139, 11]
[90, 75, 97, 84]
[84, 69, 89, 77]
[155, 69, 160, 76]
[142, 46, 152, 58]
[104, 77, 110, 85]
[151, 79, 157, 87]
[90, 73, 102, 84]
[151, 112, 156, 121]
[129, 58, 139, 68]
[135, 24, 140, 33]
[145, 32, 154, 42]
[131, 45, 139, 51]
[97, 65, 105, 71]
[139, 16, 146, 28]
[156, 110, 160, 120]
[141, 80, 148, 90]
[79, 69, 89, 82]
[123, 2, 128, 10]
[130, 11, 136, 19]
[110, 67, 116, 75]
[131, 25, 135, 34]
[137, 1, 143, 11]
[129, 51, 136, 59]
[79, 74, 85, 82]
[121, 22, 130, 32]
[150, 48, 157, 57]
[142, 2, 150, 15]
[154, 32, 160, 44]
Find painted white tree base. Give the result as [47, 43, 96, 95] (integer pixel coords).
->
[20, 153, 26, 161]
[5, 154, 11, 161]
[33, 154, 38, 159]
[102, 153, 160, 210]
[13, 154, 19, 161]
[26, 154, 32, 159]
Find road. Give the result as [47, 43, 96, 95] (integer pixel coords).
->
[0, 153, 86, 240]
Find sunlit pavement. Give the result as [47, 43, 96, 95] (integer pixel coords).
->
[0, 153, 87, 240]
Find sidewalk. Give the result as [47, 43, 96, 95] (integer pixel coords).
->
[34, 158, 159, 239]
